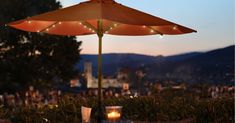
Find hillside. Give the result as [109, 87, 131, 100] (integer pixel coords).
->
[147, 45, 234, 84]
[75, 53, 157, 75]
[75, 45, 234, 84]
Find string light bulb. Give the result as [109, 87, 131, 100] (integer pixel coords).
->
[142, 25, 146, 28]
[173, 26, 177, 30]
[150, 29, 154, 33]
[58, 22, 62, 25]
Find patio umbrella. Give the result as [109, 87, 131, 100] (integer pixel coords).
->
[7, 0, 196, 122]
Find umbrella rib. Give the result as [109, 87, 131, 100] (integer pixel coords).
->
[104, 22, 120, 33]
[39, 21, 59, 33]
[146, 26, 163, 35]
[81, 21, 98, 33]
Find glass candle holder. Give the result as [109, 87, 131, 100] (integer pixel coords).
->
[81, 106, 92, 123]
[105, 106, 122, 122]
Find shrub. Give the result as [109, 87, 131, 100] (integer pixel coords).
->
[0, 95, 234, 123]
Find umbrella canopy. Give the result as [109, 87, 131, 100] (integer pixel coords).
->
[8, 0, 196, 36]
[8, 0, 196, 122]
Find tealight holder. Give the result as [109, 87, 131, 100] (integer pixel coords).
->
[105, 106, 122, 122]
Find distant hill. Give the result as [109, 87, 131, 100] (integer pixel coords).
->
[187, 45, 234, 64]
[165, 52, 202, 62]
[186, 45, 234, 84]
[75, 53, 157, 75]
[75, 45, 234, 84]
[146, 45, 234, 84]
[75, 52, 203, 74]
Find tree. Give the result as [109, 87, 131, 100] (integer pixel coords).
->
[0, 0, 82, 92]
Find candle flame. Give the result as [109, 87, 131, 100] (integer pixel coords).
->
[107, 111, 121, 119]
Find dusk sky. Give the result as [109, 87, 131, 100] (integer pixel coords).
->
[59, 0, 234, 56]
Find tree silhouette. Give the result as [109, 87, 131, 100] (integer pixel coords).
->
[0, 0, 82, 92]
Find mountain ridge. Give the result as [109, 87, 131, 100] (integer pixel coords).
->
[75, 45, 234, 84]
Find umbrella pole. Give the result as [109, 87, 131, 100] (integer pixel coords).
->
[97, 19, 103, 123]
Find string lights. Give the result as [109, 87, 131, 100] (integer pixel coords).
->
[79, 21, 96, 33]
[34, 21, 98, 34]
[37, 21, 109, 34]
[141, 25, 165, 36]
[38, 21, 61, 33]
[104, 23, 119, 34]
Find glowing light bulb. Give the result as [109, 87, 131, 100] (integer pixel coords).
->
[173, 26, 177, 30]
[150, 29, 154, 33]
[79, 22, 82, 25]
[46, 28, 49, 31]
[58, 22, 62, 25]
[37, 30, 40, 33]
[52, 25, 56, 28]
[28, 21, 31, 24]
[105, 31, 109, 33]
[143, 25, 146, 28]
[114, 23, 117, 27]
[84, 26, 87, 28]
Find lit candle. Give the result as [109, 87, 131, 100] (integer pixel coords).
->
[106, 106, 122, 121]
[107, 111, 121, 120]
